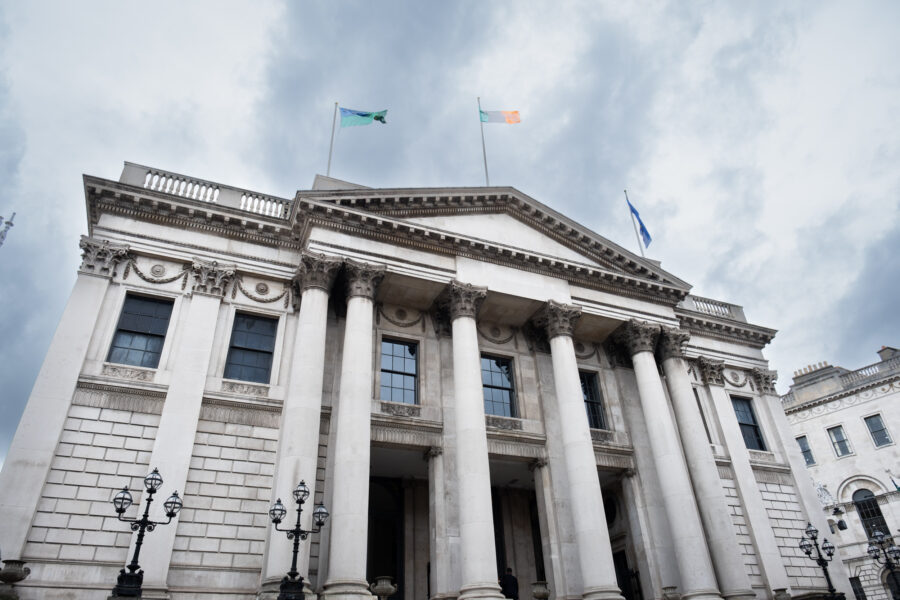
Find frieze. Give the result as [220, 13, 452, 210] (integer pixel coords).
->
[378, 304, 426, 330]
[486, 438, 545, 459]
[696, 356, 725, 386]
[101, 364, 156, 382]
[533, 300, 582, 339]
[295, 251, 343, 294]
[73, 383, 165, 415]
[380, 401, 422, 418]
[785, 380, 900, 423]
[200, 399, 281, 428]
[486, 415, 523, 431]
[477, 323, 518, 346]
[79, 236, 130, 277]
[371, 422, 442, 448]
[191, 257, 236, 296]
[657, 326, 690, 361]
[590, 429, 615, 444]
[751, 367, 778, 395]
[222, 380, 269, 397]
[123, 258, 190, 289]
[613, 319, 660, 357]
[595, 453, 635, 471]
[724, 369, 749, 388]
[232, 275, 290, 308]
[344, 259, 385, 301]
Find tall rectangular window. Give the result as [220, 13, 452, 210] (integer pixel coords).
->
[827, 425, 852, 457]
[481, 355, 516, 418]
[864, 414, 892, 447]
[108, 295, 174, 369]
[580, 371, 606, 429]
[224, 313, 278, 384]
[796, 435, 815, 466]
[380, 339, 417, 404]
[731, 397, 766, 451]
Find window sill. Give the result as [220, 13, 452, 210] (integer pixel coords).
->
[101, 363, 157, 382]
[221, 379, 270, 398]
[380, 401, 421, 418]
[485, 415, 523, 431]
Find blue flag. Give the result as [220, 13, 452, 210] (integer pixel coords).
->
[626, 198, 652, 248]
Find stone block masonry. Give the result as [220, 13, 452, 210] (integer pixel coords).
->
[720, 475, 764, 588]
[24, 401, 160, 564]
[758, 480, 826, 588]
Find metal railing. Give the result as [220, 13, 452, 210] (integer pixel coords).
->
[119, 162, 291, 219]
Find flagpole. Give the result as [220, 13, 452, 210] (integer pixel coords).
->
[624, 190, 646, 258]
[326, 101, 338, 176]
[477, 97, 490, 186]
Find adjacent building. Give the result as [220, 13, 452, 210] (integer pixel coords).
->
[0, 162, 854, 599]
[783, 348, 900, 600]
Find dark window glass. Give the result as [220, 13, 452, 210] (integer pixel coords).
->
[849, 577, 866, 600]
[864, 414, 892, 447]
[852, 489, 891, 540]
[796, 435, 815, 466]
[224, 313, 278, 383]
[380, 339, 418, 405]
[731, 397, 766, 451]
[107, 295, 174, 369]
[481, 355, 516, 418]
[828, 425, 852, 457]
[580, 371, 606, 429]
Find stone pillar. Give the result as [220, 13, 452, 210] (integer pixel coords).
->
[698, 358, 791, 594]
[444, 281, 505, 600]
[614, 320, 722, 600]
[0, 236, 129, 559]
[537, 301, 623, 600]
[140, 257, 236, 592]
[529, 459, 563, 599]
[262, 252, 342, 597]
[657, 328, 755, 600]
[322, 260, 385, 600]
[426, 446, 454, 600]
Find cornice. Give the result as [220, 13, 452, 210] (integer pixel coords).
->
[675, 307, 776, 349]
[783, 375, 900, 416]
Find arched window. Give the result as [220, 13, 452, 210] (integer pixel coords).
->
[852, 489, 891, 539]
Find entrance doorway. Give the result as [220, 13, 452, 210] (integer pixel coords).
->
[368, 478, 404, 600]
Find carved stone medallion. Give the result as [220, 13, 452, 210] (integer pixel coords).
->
[613, 319, 660, 356]
[255, 282, 269, 295]
[79, 236, 130, 277]
[657, 326, 690, 361]
[533, 300, 582, 339]
[696, 356, 725, 386]
[150, 264, 166, 277]
[344, 259, 386, 301]
[295, 251, 343, 293]
[191, 257, 236, 296]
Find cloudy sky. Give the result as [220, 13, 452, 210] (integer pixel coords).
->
[0, 2, 898, 466]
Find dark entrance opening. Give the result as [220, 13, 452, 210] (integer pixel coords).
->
[368, 478, 404, 600]
[613, 551, 640, 600]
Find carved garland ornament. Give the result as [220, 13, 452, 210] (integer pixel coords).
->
[614, 319, 661, 356]
[657, 326, 690, 361]
[232, 275, 290, 308]
[696, 356, 725, 386]
[79, 236, 130, 277]
[191, 257, 236, 296]
[378, 304, 425, 329]
[344, 259, 386, 301]
[534, 300, 582, 339]
[123, 259, 191, 289]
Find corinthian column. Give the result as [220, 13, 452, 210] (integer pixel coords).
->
[444, 281, 505, 600]
[614, 320, 722, 600]
[0, 237, 129, 560]
[536, 301, 624, 600]
[323, 260, 385, 600]
[657, 328, 754, 600]
[263, 252, 343, 598]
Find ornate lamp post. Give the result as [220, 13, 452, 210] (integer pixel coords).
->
[110, 468, 183, 598]
[268, 480, 329, 600]
[866, 530, 900, 600]
[799, 522, 840, 600]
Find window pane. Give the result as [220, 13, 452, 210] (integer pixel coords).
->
[732, 397, 765, 451]
[796, 436, 815, 466]
[224, 314, 278, 383]
[108, 296, 173, 368]
[481, 355, 516, 418]
[379, 339, 418, 405]
[865, 415, 892, 447]
[828, 426, 852, 456]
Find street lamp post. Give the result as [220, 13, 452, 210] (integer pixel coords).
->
[110, 468, 183, 598]
[799, 522, 841, 600]
[268, 480, 330, 600]
[866, 530, 900, 600]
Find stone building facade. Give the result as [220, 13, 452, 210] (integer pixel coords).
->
[0, 162, 854, 599]
[782, 348, 900, 600]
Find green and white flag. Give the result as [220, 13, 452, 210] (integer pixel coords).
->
[340, 107, 388, 127]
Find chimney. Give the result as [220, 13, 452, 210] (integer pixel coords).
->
[877, 346, 898, 362]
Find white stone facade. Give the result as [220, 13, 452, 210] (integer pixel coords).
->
[783, 349, 900, 600]
[0, 162, 854, 600]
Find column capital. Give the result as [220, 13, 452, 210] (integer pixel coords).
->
[696, 356, 726, 387]
[444, 280, 487, 320]
[528, 458, 548, 472]
[423, 446, 443, 461]
[191, 257, 236, 297]
[344, 259, 385, 301]
[751, 367, 778, 395]
[78, 235, 130, 278]
[295, 251, 343, 293]
[614, 319, 661, 356]
[534, 300, 582, 339]
[658, 326, 691, 361]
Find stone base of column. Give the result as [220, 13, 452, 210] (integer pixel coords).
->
[680, 589, 724, 600]
[720, 589, 756, 600]
[259, 577, 316, 600]
[321, 579, 373, 600]
[582, 585, 626, 600]
[458, 581, 505, 600]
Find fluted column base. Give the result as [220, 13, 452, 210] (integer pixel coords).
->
[458, 581, 505, 600]
[321, 579, 373, 600]
[582, 585, 627, 600]
[720, 590, 756, 600]
[681, 589, 728, 600]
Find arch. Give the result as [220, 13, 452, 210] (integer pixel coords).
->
[837, 475, 888, 502]
[852, 488, 891, 540]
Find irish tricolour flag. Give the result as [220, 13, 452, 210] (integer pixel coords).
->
[479, 109, 521, 124]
